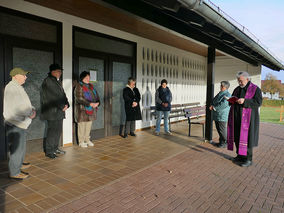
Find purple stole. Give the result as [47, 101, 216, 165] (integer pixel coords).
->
[227, 82, 257, 156]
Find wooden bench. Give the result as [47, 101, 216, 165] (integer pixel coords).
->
[183, 104, 206, 138]
[150, 104, 184, 131]
[150, 103, 205, 132]
[168, 104, 184, 131]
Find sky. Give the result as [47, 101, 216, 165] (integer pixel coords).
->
[211, 0, 284, 82]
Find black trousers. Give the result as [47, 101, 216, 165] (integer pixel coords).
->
[235, 138, 253, 161]
[215, 121, 227, 144]
[45, 120, 63, 155]
[124, 120, 136, 135]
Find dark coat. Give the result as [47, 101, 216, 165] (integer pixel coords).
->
[155, 86, 172, 111]
[232, 81, 262, 148]
[123, 87, 142, 121]
[74, 82, 100, 123]
[41, 74, 69, 121]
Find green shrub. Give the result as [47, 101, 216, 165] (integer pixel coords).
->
[262, 99, 284, 107]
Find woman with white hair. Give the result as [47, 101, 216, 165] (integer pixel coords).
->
[122, 77, 142, 138]
[209, 81, 231, 148]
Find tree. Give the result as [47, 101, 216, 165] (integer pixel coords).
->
[262, 73, 283, 99]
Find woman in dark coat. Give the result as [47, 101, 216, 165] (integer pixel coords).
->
[122, 77, 142, 138]
[75, 71, 100, 147]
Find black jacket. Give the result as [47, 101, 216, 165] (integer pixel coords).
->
[123, 87, 142, 121]
[232, 81, 262, 148]
[41, 74, 69, 120]
[155, 86, 172, 111]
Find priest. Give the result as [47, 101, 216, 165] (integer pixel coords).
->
[227, 71, 262, 167]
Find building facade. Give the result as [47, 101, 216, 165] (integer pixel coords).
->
[0, 0, 262, 157]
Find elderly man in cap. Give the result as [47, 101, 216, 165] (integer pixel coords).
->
[3, 68, 36, 179]
[227, 71, 262, 167]
[41, 63, 69, 159]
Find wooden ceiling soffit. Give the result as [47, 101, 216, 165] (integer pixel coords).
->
[23, 0, 224, 57]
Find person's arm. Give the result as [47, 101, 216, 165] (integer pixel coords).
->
[75, 85, 91, 106]
[123, 88, 133, 103]
[64, 93, 70, 108]
[243, 87, 262, 109]
[214, 93, 231, 109]
[135, 88, 141, 103]
[95, 88, 100, 107]
[155, 89, 162, 104]
[168, 89, 172, 103]
[4, 86, 32, 121]
[42, 78, 66, 110]
[214, 97, 230, 111]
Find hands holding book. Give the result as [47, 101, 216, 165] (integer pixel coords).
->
[224, 96, 245, 104]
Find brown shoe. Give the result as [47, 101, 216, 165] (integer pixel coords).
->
[9, 173, 29, 180]
[22, 162, 30, 166]
[21, 164, 31, 170]
[21, 171, 29, 175]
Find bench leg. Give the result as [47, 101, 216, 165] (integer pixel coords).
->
[187, 118, 191, 137]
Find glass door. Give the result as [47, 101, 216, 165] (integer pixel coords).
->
[73, 27, 136, 139]
[74, 54, 135, 138]
[111, 61, 132, 135]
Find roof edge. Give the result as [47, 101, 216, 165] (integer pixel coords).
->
[178, 0, 284, 71]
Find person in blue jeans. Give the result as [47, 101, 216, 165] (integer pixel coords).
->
[155, 79, 172, 135]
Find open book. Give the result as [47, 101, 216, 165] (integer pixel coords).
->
[224, 96, 238, 104]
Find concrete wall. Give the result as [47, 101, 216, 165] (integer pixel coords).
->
[215, 56, 261, 95]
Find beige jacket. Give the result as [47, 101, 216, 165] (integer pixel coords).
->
[3, 79, 34, 129]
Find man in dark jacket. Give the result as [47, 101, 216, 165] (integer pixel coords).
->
[41, 64, 69, 159]
[227, 71, 262, 167]
[155, 79, 172, 136]
[122, 77, 142, 138]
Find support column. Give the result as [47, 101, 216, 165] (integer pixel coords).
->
[62, 22, 73, 146]
[205, 46, 215, 142]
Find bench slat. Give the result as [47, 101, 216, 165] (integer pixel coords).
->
[149, 103, 205, 138]
[182, 102, 200, 107]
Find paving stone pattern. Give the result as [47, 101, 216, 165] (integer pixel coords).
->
[0, 122, 283, 213]
[0, 122, 204, 213]
[51, 122, 284, 213]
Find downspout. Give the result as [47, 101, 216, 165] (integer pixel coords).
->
[178, 0, 284, 70]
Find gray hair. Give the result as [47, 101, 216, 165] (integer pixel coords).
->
[236, 71, 251, 80]
[128, 77, 136, 85]
[220, 81, 230, 89]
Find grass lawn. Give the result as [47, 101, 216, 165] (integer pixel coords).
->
[260, 106, 284, 125]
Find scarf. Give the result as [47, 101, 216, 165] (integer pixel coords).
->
[80, 82, 98, 115]
[227, 82, 257, 156]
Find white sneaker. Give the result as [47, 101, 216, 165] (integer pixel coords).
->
[155, 131, 160, 136]
[86, 141, 94, 147]
[165, 131, 173, 135]
[79, 142, 88, 148]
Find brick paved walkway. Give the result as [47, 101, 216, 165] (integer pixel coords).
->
[0, 121, 205, 212]
[51, 122, 284, 213]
